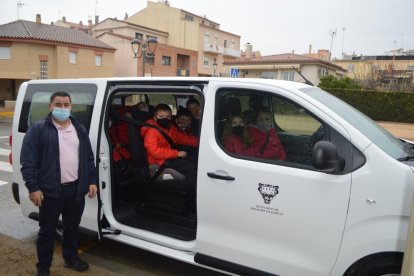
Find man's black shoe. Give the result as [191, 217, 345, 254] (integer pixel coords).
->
[63, 257, 90, 271]
[36, 270, 50, 276]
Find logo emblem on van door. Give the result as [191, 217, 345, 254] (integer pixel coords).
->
[258, 183, 279, 204]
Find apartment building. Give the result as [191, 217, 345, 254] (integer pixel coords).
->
[92, 18, 198, 77]
[334, 55, 414, 87]
[126, 0, 241, 76]
[225, 46, 346, 85]
[0, 15, 115, 104]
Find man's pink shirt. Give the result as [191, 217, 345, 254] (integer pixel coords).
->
[52, 118, 79, 183]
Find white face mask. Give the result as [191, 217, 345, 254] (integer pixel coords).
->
[52, 108, 71, 122]
[140, 107, 149, 112]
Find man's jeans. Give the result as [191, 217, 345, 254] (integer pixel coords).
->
[36, 182, 85, 272]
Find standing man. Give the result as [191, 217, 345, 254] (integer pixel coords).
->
[21, 91, 98, 276]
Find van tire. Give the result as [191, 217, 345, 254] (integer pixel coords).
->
[344, 252, 403, 276]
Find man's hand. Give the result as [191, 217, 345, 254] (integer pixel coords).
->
[29, 190, 44, 207]
[177, 151, 187, 158]
[88, 185, 98, 198]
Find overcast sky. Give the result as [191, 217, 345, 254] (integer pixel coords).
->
[1, 0, 413, 59]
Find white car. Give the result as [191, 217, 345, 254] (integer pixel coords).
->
[10, 77, 414, 275]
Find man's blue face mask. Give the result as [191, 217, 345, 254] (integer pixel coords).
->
[52, 108, 71, 122]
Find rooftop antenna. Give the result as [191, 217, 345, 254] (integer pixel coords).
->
[341, 27, 346, 58]
[94, 0, 98, 18]
[329, 28, 337, 61]
[17, 1, 25, 20]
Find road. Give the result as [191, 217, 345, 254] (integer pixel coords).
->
[0, 116, 222, 275]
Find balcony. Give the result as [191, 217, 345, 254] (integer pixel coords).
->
[223, 47, 241, 58]
[177, 68, 190, 77]
[203, 43, 224, 54]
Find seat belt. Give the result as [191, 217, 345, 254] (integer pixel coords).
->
[110, 110, 178, 183]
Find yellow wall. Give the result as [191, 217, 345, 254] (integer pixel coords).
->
[0, 42, 114, 79]
[127, 1, 199, 51]
[334, 59, 414, 82]
[55, 45, 114, 78]
[0, 43, 57, 79]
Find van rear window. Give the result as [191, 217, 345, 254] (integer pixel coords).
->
[18, 83, 97, 133]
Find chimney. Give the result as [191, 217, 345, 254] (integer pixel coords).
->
[245, 43, 253, 59]
[95, 15, 99, 25]
[309, 44, 312, 54]
[36, 14, 41, 24]
[62, 16, 66, 23]
[79, 21, 83, 25]
[88, 19, 93, 26]
[292, 50, 295, 54]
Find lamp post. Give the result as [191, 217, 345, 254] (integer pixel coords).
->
[212, 62, 218, 77]
[131, 37, 158, 76]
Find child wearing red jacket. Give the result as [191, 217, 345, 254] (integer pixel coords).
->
[141, 104, 198, 193]
[247, 107, 286, 161]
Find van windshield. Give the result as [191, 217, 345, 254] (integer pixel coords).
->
[300, 87, 412, 160]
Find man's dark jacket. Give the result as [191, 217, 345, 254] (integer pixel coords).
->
[20, 114, 97, 199]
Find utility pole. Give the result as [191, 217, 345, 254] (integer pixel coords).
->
[329, 28, 337, 61]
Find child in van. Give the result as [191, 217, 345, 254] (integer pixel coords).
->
[141, 104, 198, 192]
[223, 115, 256, 157]
[247, 107, 286, 161]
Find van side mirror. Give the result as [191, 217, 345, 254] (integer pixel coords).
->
[312, 141, 345, 173]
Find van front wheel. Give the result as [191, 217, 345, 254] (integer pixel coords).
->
[344, 252, 403, 276]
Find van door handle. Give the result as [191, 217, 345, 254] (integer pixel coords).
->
[207, 172, 235, 181]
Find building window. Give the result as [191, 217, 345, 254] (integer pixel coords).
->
[185, 14, 193, 21]
[224, 40, 227, 48]
[69, 52, 77, 64]
[261, 71, 277, 79]
[40, 61, 48, 79]
[146, 35, 157, 41]
[204, 33, 210, 44]
[145, 54, 155, 64]
[0, 46, 11, 59]
[95, 55, 102, 66]
[203, 57, 209, 66]
[135, 32, 143, 40]
[282, 70, 295, 81]
[162, 56, 171, 66]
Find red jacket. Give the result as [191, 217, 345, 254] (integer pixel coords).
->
[247, 127, 286, 161]
[141, 119, 198, 166]
[224, 135, 257, 157]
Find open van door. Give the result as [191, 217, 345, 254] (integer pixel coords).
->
[195, 80, 354, 276]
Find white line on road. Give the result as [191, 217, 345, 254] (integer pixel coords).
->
[0, 147, 10, 156]
[0, 136, 9, 139]
[0, 180, 8, 186]
[0, 161, 12, 172]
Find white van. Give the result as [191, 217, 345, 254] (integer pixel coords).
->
[10, 77, 414, 276]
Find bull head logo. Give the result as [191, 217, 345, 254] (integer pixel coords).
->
[258, 183, 279, 204]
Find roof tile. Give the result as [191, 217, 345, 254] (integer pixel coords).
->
[0, 20, 114, 50]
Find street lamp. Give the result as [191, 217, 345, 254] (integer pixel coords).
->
[212, 62, 218, 77]
[131, 37, 158, 76]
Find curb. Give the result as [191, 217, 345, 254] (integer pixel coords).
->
[0, 111, 13, 118]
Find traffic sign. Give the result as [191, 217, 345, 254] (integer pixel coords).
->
[230, 68, 239, 78]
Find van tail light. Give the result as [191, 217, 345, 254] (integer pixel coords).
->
[9, 134, 12, 165]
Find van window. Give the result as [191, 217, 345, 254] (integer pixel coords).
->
[18, 83, 97, 133]
[216, 89, 325, 168]
[301, 86, 411, 159]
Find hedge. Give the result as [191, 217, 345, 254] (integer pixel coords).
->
[320, 88, 414, 123]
